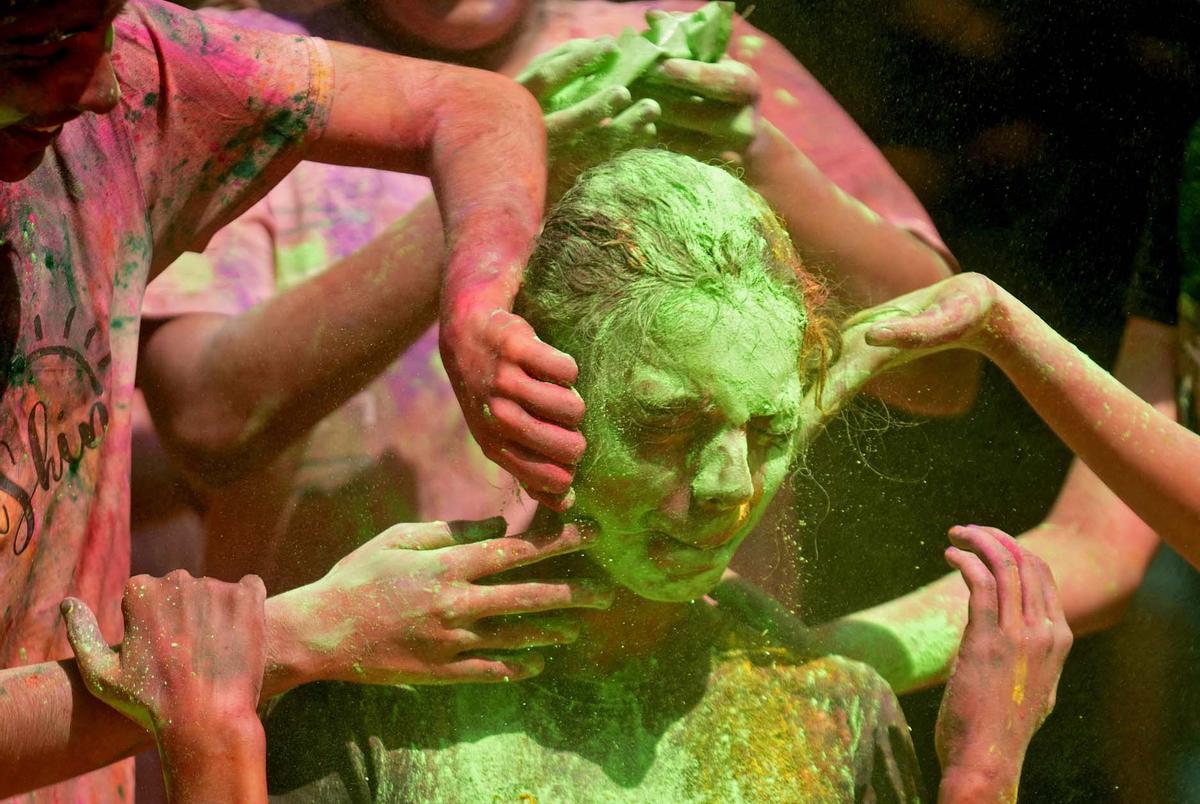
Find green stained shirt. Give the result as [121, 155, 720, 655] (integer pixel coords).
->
[264, 604, 921, 803]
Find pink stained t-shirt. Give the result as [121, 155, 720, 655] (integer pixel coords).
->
[139, 1, 952, 593]
[0, 2, 332, 800]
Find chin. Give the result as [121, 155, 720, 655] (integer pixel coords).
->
[619, 569, 724, 603]
[384, 0, 530, 51]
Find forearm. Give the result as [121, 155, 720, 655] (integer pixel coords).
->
[311, 42, 546, 323]
[984, 295, 1199, 561]
[746, 121, 978, 414]
[818, 512, 1157, 693]
[818, 317, 1170, 692]
[141, 199, 444, 484]
[746, 121, 952, 304]
[0, 661, 151, 797]
[0, 591, 322, 798]
[160, 719, 266, 804]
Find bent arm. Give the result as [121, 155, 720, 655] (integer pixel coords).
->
[140, 199, 443, 485]
[309, 42, 545, 326]
[745, 121, 979, 416]
[813, 316, 1172, 692]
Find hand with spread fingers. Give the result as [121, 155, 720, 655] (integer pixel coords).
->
[268, 518, 614, 686]
[637, 47, 760, 165]
[61, 572, 268, 803]
[517, 37, 661, 201]
[440, 305, 588, 514]
[935, 525, 1073, 803]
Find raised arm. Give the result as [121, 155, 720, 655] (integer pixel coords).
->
[627, 19, 980, 415]
[142, 39, 655, 492]
[308, 43, 594, 510]
[865, 273, 1200, 563]
[810, 315, 1169, 691]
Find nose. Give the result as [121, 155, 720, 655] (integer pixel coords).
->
[72, 55, 121, 115]
[691, 428, 754, 514]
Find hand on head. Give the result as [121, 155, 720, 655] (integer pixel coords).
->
[856, 272, 1003, 357]
[935, 524, 1072, 797]
[440, 308, 587, 512]
[275, 517, 614, 685]
[517, 37, 660, 201]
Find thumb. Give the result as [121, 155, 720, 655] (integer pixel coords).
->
[61, 597, 120, 686]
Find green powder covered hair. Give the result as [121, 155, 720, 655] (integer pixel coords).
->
[516, 148, 834, 389]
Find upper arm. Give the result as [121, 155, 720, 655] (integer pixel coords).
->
[309, 41, 534, 175]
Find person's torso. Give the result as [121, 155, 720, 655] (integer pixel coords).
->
[263, 614, 908, 804]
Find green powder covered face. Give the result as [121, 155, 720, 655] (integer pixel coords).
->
[517, 149, 820, 602]
[577, 289, 803, 601]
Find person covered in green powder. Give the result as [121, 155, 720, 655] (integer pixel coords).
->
[262, 150, 1070, 803]
[796, 118, 1200, 703]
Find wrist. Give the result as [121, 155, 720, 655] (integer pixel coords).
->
[739, 118, 789, 191]
[939, 761, 1020, 804]
[439, 275, 518, 331]
[263, 588, 326, 697]
[976, 284, 1027, 362]
[158, 715, 266, 801]
[158, 711, 264, 760]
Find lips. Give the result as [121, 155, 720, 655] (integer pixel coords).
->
[646, 531, 731, 578]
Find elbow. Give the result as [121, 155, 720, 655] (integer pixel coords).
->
[148, 392, 268, 488]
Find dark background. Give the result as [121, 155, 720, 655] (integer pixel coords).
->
[729, 0, 1200, 800]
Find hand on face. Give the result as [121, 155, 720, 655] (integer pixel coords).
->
[440, 307, 586, 511]
[517, 38, 660, 201]
[61, 571, 267, 737]
[935, 525, 1072, 789]
[285, 518, 614, 685]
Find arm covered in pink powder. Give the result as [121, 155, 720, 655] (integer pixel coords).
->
[308, 43, 588, 511]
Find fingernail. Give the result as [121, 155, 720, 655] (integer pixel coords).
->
[870, 326, 894, 339]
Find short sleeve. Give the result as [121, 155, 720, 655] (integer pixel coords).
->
[111, 0, 333, 276]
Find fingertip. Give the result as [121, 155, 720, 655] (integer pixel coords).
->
[864, 325, 896, 345]
[609, 85, 632, 106]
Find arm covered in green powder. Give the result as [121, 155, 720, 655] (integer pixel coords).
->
[813, 294, 1173, 692]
